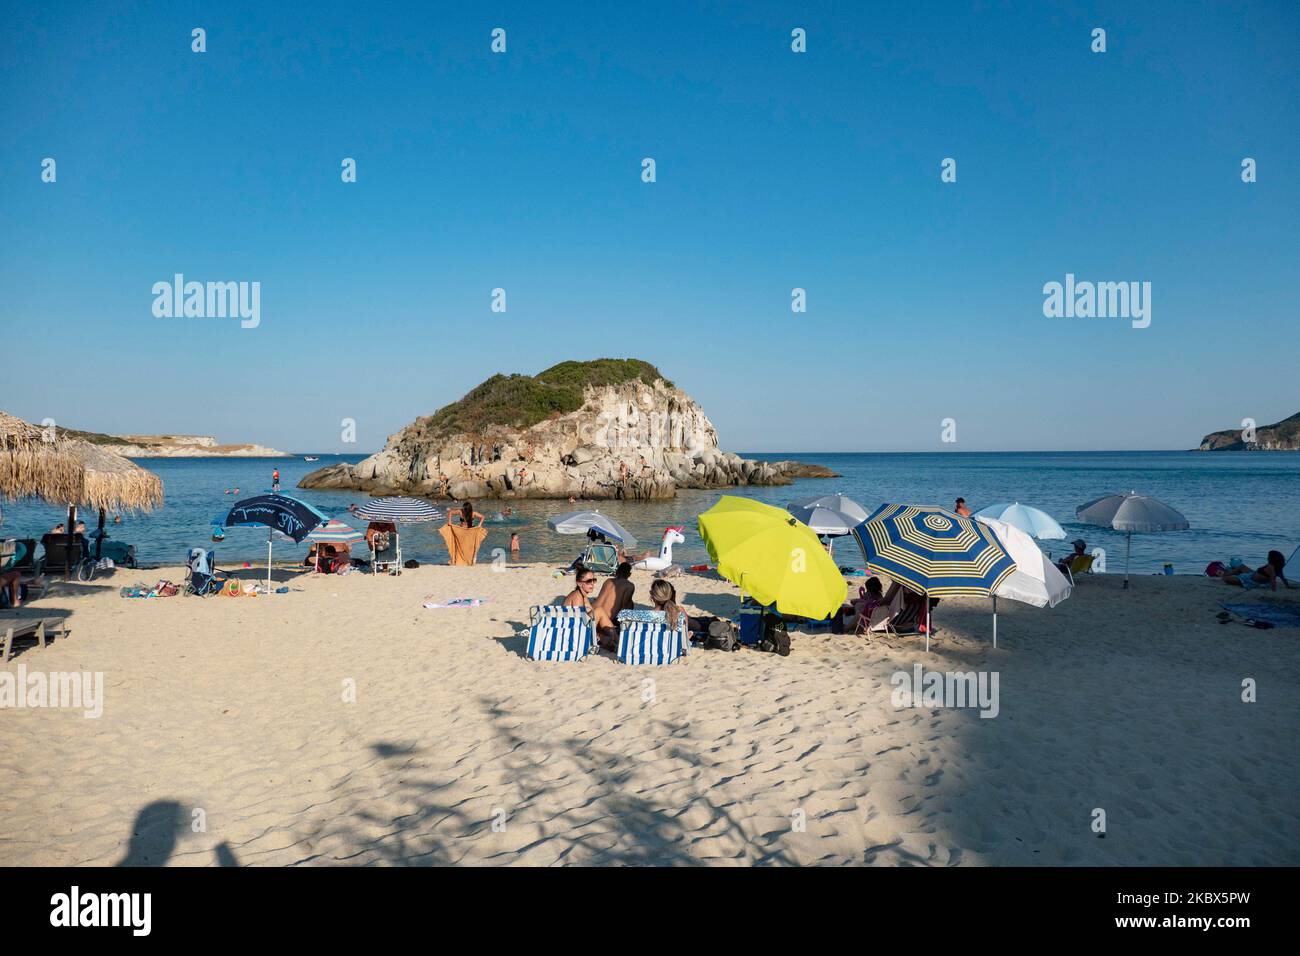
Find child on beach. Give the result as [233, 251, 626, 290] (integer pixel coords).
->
[510, 532, 520, 556]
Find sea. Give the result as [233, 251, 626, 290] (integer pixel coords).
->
[3, 451, 1298, 575]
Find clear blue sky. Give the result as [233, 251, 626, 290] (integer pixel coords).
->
[3, 1, 1297, 453]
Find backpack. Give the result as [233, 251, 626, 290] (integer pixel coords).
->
[756, 612, 791, 656]
[704, 618, 741, 651]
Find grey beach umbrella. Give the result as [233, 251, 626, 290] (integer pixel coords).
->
[1076, 491, 1189, 589]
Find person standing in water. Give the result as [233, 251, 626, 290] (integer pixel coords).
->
[272, 468, 281, 492]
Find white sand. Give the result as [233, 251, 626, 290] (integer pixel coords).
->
[2, 564, 1297, 866]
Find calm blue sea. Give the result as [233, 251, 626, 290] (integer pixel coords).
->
[3, 452, 1297, 575]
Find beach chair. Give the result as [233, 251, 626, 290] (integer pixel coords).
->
[185, 548, 222, 596]
[580, 543, 619, 574]
[1063, 553, 1096, 585]
[371, 531, 401, 575]
[526, 605, 595, 661]
[616, 611, 689, 666]
[2, 617, 68, 663]
[854, 602, 897, 638]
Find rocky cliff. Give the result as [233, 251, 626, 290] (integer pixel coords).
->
[1198, 412, 1300, 451]
[299, 359, 835, 500]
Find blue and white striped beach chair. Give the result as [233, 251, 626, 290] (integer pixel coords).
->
[526, 605, 595, 662]
[616, 610, 690, 666]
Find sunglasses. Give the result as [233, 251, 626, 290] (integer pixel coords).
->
[578, 578, 596, 585]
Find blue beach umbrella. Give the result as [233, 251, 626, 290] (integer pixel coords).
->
[852, 504, 1016, 651]
[974, 502, 1067, 541]
[223, 493, 329, 591]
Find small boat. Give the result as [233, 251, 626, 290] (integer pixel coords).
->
[304, 456, 320, 461]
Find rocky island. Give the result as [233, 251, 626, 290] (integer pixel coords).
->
[1198, 412, 1300, 451]
[300, 359, 836, 500]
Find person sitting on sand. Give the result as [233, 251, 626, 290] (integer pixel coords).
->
[1056, 539, 1088, 575]
[564, 564, 598, 610]
[954, 497, 972, 517]
[649, 579, 688, 631]
[1223, 551, 1292, 591]
[592, 562, 636, 650]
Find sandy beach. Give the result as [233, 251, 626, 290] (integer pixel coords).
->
[2, 564, 1297, 867]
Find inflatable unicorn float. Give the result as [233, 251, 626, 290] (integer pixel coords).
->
[632, 526, 686, 573]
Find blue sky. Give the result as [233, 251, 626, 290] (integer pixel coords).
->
[3, 1, 1297, 453]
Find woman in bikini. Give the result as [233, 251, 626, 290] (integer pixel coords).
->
[1223, 551, 1292, 591]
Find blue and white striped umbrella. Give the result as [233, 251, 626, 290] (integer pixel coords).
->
[974, 502, 1067, 540]
[305, 519, 366, 545]
[351, 497, 443, 523]
[852, 503, 1016, 598]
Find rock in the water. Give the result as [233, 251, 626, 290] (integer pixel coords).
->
[299, 358, 838, 500]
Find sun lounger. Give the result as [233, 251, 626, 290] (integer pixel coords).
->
[616, 612, 689, 665]
[526, 605, 595, 661]
[2, 617, 68, 663]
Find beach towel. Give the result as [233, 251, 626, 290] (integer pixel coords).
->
[439, 522, 489, 565]
[423, 596, 488, 609]
[1219, 602, 1300, 628]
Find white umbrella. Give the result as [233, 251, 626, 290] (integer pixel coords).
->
[1076, 491, 1189, 589]
[546, 509, 638, 547]
[787, 493, 871, 536]
[978, 516, 1072, 647]
[974, 502, 1066, 540]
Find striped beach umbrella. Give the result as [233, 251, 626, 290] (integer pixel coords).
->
[351, 496, 443, 523]
[305, 519, 365, 545]
[852, 504, 1016, 651]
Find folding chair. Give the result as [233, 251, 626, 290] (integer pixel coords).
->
[616, 611, 689, 666]
[526, 605, 595, 661]
[1063, 553, 1096, 585]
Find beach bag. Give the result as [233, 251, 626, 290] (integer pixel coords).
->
[373, 531, 391, 552]
[756, 612, 791, 656]
[705, 618, 740, 651]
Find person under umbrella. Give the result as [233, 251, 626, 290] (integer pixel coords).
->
[852, 504, 1016, 652]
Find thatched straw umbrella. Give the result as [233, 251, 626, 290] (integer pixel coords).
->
[1, 411, 163, 566]
[0, 411, 84, 505]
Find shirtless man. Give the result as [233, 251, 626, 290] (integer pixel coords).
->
[954, 497, 972, 517]
[592, 563, 636, 651]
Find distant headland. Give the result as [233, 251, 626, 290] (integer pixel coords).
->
[1198, 411, 1300, 451]
[300, 359, 836, 500]
[60, 427, 290, 458]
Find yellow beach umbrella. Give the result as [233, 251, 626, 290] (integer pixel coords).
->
[697, 495, 847, 619]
